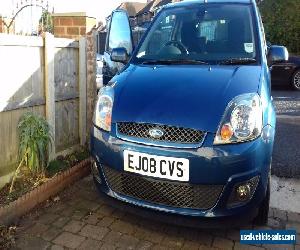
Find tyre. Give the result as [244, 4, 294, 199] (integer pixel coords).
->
[292, 69, 300, 91]
[253, 178, 270, 225]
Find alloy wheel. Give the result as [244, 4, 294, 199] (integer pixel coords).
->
[293, 70, 300, 90]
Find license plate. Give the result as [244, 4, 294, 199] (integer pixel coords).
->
[124, 150, 189, 181]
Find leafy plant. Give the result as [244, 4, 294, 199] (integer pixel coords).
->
[9, 113, 52, 193]
[259, 0, 300, 55]
[47, 159, 68, 177]
[39, 10, 53, 34]
[47, 147, 89, 177]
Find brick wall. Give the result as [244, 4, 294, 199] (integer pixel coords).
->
[0, 17, 3, 33]
[86, 30, 97, 140]
[52, 12, 97, 40]
[0, 16, 3, 33]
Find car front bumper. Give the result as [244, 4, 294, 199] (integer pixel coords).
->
[90, 125, 274, 225]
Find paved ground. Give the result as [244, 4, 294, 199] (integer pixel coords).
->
[271, 176, 300, 213]
[272, 89, 300, 178]
[12, 175, 300, 250]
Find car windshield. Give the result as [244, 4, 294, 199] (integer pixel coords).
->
[133, 4, 258, 65]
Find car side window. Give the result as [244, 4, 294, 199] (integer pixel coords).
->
[108, 12, 132, 53]
[137, 14, 176, 57]
[148, 15, 176, 54]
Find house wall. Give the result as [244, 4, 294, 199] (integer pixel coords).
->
[52, 12, 97, 40]
[0, 16, 3, 33]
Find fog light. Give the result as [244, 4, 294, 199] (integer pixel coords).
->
[236, 184, 251, 201]
[227, 176, 260, 208]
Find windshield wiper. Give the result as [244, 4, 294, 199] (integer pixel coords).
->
[218, 58, 257, 65]
[141, 59, 209, 65]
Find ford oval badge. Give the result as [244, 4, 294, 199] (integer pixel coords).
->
[148, 128, 164, 139]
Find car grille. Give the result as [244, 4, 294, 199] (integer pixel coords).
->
[117, 122, 205, 144]
[103, 166, 223, 210]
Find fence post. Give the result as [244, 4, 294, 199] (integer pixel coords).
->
[44, 32, 56, 160]
[79, 37, 87, 146]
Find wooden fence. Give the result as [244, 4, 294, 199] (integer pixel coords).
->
[0, 33, 91, 188]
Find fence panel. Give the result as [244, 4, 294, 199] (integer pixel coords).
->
[0, 33, 87, 188]
[54, 45, 80, 152]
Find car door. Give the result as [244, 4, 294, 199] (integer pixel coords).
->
[102, 10, 133, 85]
[271, 60, 295, 86]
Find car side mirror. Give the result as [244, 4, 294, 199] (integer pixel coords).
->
[267, 45, 289, 66]
[111, 47, 129, 63]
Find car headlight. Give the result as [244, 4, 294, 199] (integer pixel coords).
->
[214, 93, 263, 145]
[93, 86, 114, 131]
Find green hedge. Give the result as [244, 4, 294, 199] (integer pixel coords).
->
[259, 0, 300, 55]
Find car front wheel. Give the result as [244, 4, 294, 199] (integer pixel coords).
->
[292, 69, 300, 91]
[253, 178, 270, 225]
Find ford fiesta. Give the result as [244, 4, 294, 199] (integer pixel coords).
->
[91, 0, 288, 226]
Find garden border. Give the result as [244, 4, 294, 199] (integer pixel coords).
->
[0, 158, 91, 226]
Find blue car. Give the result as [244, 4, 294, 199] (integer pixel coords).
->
[91, 0, 288, 227]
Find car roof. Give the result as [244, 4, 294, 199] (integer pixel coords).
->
[165, 0, 254, 9]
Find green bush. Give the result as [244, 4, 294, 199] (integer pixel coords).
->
[47, 159, 68, 177]
[9, 112, 52, 193]
[47, 147, 89, 177]
[259, 0, 300, 55]
[18, 112, 52, 174]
